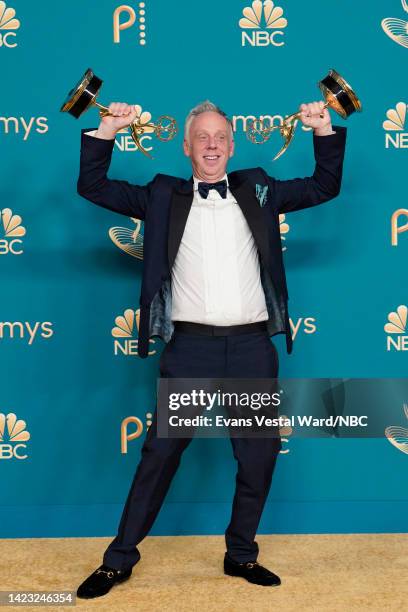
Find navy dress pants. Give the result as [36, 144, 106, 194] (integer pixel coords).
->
[103, 328, 281, 571]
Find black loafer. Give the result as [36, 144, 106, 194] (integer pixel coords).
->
[224, 554, 281, 586]
[76, 563, 132, 599]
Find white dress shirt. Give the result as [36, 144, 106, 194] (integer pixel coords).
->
[171, 173, 269, 326]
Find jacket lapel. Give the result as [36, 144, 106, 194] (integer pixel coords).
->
[168, 176, 194, 270]
[228, 171, 271, 271]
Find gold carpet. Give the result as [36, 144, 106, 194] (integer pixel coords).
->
[2, 533, 407, 611]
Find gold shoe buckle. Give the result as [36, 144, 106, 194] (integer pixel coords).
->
[96, 569, 115, 578]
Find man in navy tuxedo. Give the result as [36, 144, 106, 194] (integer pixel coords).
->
[76, 99, 347, 598]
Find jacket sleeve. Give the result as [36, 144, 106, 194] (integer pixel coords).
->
[262, 125, 347, 214]
[76, 128, 154, 220]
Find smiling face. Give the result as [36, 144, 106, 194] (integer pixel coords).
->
[183, 111, 234, 182]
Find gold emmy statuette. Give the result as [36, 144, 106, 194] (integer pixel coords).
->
[60, 68, 178, 158]
[247, 69, 362, 161]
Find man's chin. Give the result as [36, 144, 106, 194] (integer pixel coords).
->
[201, 164, 227, 178]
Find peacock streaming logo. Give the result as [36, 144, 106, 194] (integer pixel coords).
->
[0, 412, 30, 460]
[239, 0, 287, 47]
[384, 305, 408, 351]
[113, 2, 146, 45]
[391, 209, 408, 246]
[382, 0, 408, 48]
[383, 102, 408, 148]
[111, 307, 157, 356]
[121, 414, 152, 453]
[0, 208, 25, 255]
[0, 1, 20, 48]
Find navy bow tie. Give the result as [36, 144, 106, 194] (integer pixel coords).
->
[197, 179, 227, 199]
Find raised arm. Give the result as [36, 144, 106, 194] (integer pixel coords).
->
[262, 102, 347, 215]
[77, 103, 154, 220]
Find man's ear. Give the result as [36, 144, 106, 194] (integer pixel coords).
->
[183, 138, 191, 157]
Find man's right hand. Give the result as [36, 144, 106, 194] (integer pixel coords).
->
[95, 102, 140, 140]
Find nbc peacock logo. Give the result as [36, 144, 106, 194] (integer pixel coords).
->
[239, 0, 287, 47]
[385, 403, 408, 455]
[384, 305, 408, 351]
[382, 0, 408, 49]
[0, 208, 26, 255]
[0, 1, 20, 48]
[383, 102, 408, 149]
[114, 104, 154, 153]
[111, 307, 156, 356]
[0, 412, 30, 460]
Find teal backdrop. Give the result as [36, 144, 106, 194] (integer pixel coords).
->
[1, 0, 408, 537]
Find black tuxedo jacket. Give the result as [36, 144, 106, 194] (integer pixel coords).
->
[77, 125, 347, 358]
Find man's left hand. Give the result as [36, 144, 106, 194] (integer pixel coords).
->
[298, 100, 334, 136]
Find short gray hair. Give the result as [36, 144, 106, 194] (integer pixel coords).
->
[184, 100, 233, 141]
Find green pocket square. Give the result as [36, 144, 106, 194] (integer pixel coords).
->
[255, 184, 268, 207]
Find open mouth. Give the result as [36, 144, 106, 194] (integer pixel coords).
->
[203, 155, 220, 162]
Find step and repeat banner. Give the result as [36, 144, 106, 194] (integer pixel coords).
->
[1, 1, 408, 537]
